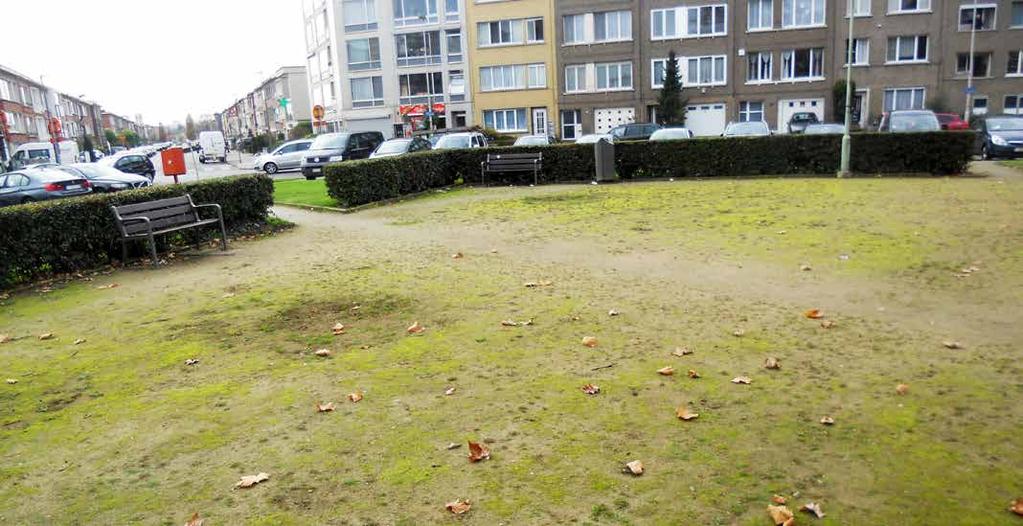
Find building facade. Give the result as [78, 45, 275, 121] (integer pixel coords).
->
[221, 67, 311, 141]
[0, 65, 54, 160]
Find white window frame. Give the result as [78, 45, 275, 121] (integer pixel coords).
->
[782, 0, 826, 28]
[393, 0, 438, 27]
[684, 55, 727, 86]
[883, 87, 926, 111]
[526, 17, 544, 43]
[346, 38, 382, 71]
[564, 14, 587, 44]
[651, 8, 681, 39]
[1013, 1, 1023, 28]
[1009, 50, 1023, 77]
[595, 61, 634, 91]
[887, 0, 930, 15]
[446, 29, 463, 63]
[478, 19, 525, 47]
[739, 101, 765, 122]
[484, 108, 528, 133]
[561, 110, 583, 140]
[958, 4, 997, 32]
[652, 59, 667, 89]
[565, 64, 588, 93]
[684, 4, 728, 38]
[973, 96, 989, 116]
[1004, 94, 1023, 115]
[848, 0, 870, 17]
[594, 10, 633, 43]
[846, 38, 869, 66]
[746, 51, 773, 83]
[343, 0, 379, 32]
[527, 63, 547, 88]
[780, 48, 824, 80]
[395, 31, 442, 67]
[479, 63, 546, 92]
[886, 35, 928, 64]
[748, 0, 774, 31]
[350, 76, 384, 108]
[956, 52, 992, 77]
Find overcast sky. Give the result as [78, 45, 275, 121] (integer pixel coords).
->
[0, 0, 307, 126]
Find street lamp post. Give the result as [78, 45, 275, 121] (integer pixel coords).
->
[964, 5, 978, 124]
[838, 0, 856, 178]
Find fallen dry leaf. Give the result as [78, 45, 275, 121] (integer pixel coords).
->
[348, 391, 364, 403]
[332, 323, 345, 335]
[624, 460, 644, 476]
[800, 264, 812, 271]
[896, 383, 910, 395]
[732, 376, 752, 385]
[767, 504, 795, 526]
[581, 383, 600, 395]
[39, 333, 54, 341]
[468, 441, 490, 462]
[608, 309, 620, 317]
[0, 334, 12, 343]
[581, 336, 598, 348]
[524, 280, 553, 288]
[316, 402, 336, 413]
[801, 502, 825, 518]
[444, 387, 456, 396]
[687, 369, 701, 379]
[501, 320, 519, 327]
[772, 495, 787, 505]
[732, 329, 745, 337]
[451, 252, 464, 259]
[804, 309, 824, 319]
[184, 512, 204, 526]
[820, 320, 836, 329]
[672, 347, 694, 357]
[1010, 498, 1023, 516]
[407, 321, 425, 334]
[764, 357, 781, 370]
[95, 283, 119, 290]
[73, 338, 86, 345]
[314, 349, 332, 357]
[676, 405, 699, 421]
[445, 499, 471, 515]
[942, 340, 963, 349]
[222, 292, 236, 299]
[657, 366, 675, 376]
[6, 378, 17, 384]
[820, 416, 835, 426]
[446, 442, 461, 450]
[235, 472, 270, 489]
[538, 280, 553, 287]
[185, 359, 199, 366]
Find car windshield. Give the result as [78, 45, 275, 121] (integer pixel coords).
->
[514, 136, 547, 146]
[987, 118, 1023, 131]
[792, 114, 817, 122]
[725, 122, 769, 136]
[376, 140, 411, 154]
[435, 135, 471, 149]
[310, 133, 350, 150]
[70, 164, 126, 179]
[890, 113, 940, 132]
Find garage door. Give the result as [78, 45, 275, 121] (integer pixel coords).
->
[594, 107, 635, 134]
[777, 98, 825, 134]
[684, 103, 727, 137]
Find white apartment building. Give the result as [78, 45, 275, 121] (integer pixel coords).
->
[302, 0, 472, 138]
[221, 67, 312, 140]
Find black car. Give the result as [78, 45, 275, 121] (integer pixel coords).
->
[60, 164, 152, 192]
[101, 154, 156, 180]
[300, 131, 385, 179]
[609, 123, 661, 142]
[0, 167, 92, 206]
[972, 115, 1023, 160]
[787, 112, 820, 134]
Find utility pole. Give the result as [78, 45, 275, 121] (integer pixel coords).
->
[838, 0, 856, 178]
[964, 4, 978, 124]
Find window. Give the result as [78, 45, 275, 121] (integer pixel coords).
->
[449, 71, 466, 102]
[399, 72, 444, 104]
[483, 108, 528, 132]
[347, 38, 381, 71]
[686, 56, 727, 86]
[595, 62, 633, 90]
[686, 5, 727, 36]
[1009, 51, 1023, 76]
[651, 9, 680, 39]
[850, 0, 870, 16]
[888, 0, 930, 14]
[527, 64, 547, 88]
[445, 0, 459, 22]
[781, 48, 824, 79]
[394, 0, 437, 26]
[973, 97, 988, 116]
[845, 38, 869, 66]
[561, 110, 582, 140]
[748, 0, 773, 30]
[883, 87, 925, 111]
[0, 80, 10, 100]
[478, 19, 524, 46]
[782, 0, 825, 27]
[395, 31, 441, 67]
[739, 101, 765, 122]
[565, 65, 587, 92]
[652, 59, 667, 88]
[886, 35, 927, 63]
[564, 14, 586, 44]
[479, 64, 546, 91]
[747, 51, 773, 82]
[343, 0, 377, 31]
[350, 77, 384, 107]
[1005, 95, 1022, 114]
[959, 5, 996, 31]
[956, 52, 992, 77]
[1013, 1, 1023, 27]
[527, 18, 544, 43]
[595, 11, 632, 42]
[446, 29, 463, 63]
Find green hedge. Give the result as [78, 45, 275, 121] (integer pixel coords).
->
[324, 132, 975, 208]
[0, 174, 274, 288]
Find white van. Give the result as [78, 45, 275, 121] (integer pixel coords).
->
[198, 131, 227, 163]
[7, 141, 80, 169]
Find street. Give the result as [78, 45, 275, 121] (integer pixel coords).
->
[149, 149, 304, 185]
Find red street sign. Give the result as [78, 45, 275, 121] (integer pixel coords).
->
[312, 105, 325, 120]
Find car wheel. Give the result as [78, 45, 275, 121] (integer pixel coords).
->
[219, 157, 226, 163]
[304, 174, 316, 180]
[981, 144, 991, 160]
[264, 162, 279, 175]
[21, 197, 34, 204]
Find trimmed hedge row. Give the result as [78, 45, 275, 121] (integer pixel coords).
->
[325, 132, 975, 208]
[0, 174, 274, 288]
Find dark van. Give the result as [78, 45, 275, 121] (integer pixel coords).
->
[300, 131, 385, 180]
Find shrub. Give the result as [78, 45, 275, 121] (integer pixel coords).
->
[325, 151, 458, 208]
[0, 174, 274, 288]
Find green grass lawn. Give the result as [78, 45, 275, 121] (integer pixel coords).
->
[1001, 159, 1023, 172]
[2, 176, 1022, 524]
[273, 178, 336, 208]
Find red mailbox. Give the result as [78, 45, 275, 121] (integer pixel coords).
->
[161, 147, 187, 183]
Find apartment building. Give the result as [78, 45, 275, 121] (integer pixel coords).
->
[221, 66, 311, 140]
[466, 0, 559, 136]
[302, 0, 473, 138]
[0, 65, 53, 160]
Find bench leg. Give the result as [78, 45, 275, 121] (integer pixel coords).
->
[121, 240, 128, 265]
[193, 227, 201, 251]
[218, 220, 228, 251]
[147, 233, 159, 265]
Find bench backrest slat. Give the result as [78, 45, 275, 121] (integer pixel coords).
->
[114, 196, 191, 216]
[123, 213, 201, 235]
[486, 153, 542, 161]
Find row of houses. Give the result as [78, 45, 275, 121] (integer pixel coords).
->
[286, 0, 1022, 140]
[0, 64, 156, 162]
[219, 67, 312, 140]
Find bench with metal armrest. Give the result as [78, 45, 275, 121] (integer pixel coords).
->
[110, 194, 227, 265]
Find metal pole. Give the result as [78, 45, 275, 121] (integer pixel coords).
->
[839, 0, 855, 178]
[964, 5, 978, 124]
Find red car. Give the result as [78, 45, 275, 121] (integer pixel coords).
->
[935, 113, 970, 130]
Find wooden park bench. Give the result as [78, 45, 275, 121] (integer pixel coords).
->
[110, 194, 227, 265]
[481, 152, 543, 186]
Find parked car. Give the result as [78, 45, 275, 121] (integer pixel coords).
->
[99, 153, 157, 180]
[434, 132, 488, 150]
[301, 131, 385, 179]
[803, 123, 846, 135]
[198, 131, 227, 163]
[252, 139, 314, 174]
[513, 135, 556, 146]
[972, 115, 1023, 160]
[370, 137, 432, 159]
[936, 113, 970, 131]
[649, 128, 694, 141]
[787, 112, 820, 134]
[878, 110, 941, 133]
[609, 123, 660, 142]
[723, 121, 772, 137]
[0, 167, 92, 206]
[575, 134, 613, 144]
[58, 163, 151, 192]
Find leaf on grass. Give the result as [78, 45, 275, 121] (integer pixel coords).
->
[407, 321, 425, 334]
[732, 376, 752, 385]
[314, 349, 332, 357]
[445, 499, 471, 515]
[185, 359, 200, 366]
[657, 366, 675, 376]
[446, 442, 461, 450]
[820, 416, 835, 426]
[1010, 498, 1023, 516]
[608, 309, 620, 317]
[0, 334, 12, 344]
[733, 329, 745, 337]
[452, 252, 464, 259]
[74, 338, 86, 345]
[942, 341, 963, 349]
[767, 504, 795, 526]
[820, 320, 836, 329]
[348, 391, 364, 403]
[772, 495, 787, 505]
[676, 405, 699, 421]
[183, 512, 204, 526]
[800, 264, 812, 271]
[804, 309, 824, 319]
[444, 387, 456, 396]
[624, 460, 644, 476]
[687, 369, 700, 379]
[235, 472, 270, 488]
[332, 323, 345, 335]
[96, 283, 119, 290]
[581, 384, 600, 395]
[581, 336, 598, 348]
[800, 502, 826, 518]
[672, 347, 693, 357]
[316, 402, 336, 412]
[468, 441, 490, 462]
[39, 333, 54, 341]
[6, 378, 17, 384]
[524, 280, 553, 288]
[764, 357, 781, 370]
[896, 383, 909, 395]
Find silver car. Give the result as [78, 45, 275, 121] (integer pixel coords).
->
[253, 139, 313, 174]
[0, 167, 92, 206]
[649, 128, 694, 141]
